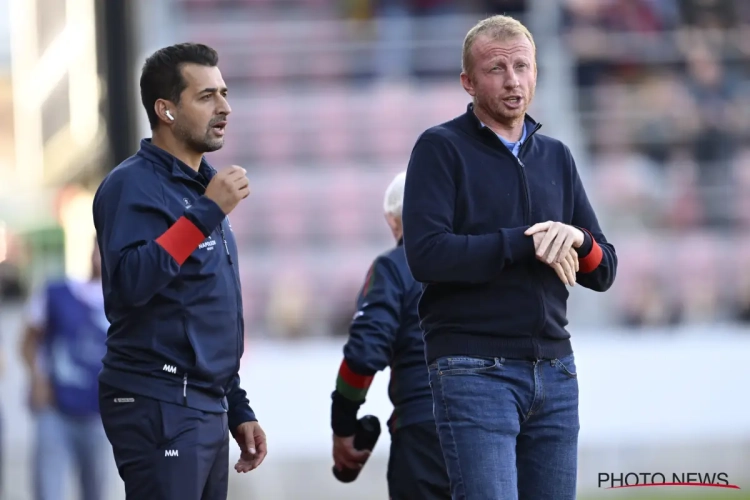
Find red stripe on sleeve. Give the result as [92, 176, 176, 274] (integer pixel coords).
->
[579, 230, 603, 273]
[155, 216, 206, 265]
[338, 359, 374, 390]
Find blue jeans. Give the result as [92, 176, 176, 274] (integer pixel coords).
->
[33, 409, 110, 500]
[427, 353, 580, 500]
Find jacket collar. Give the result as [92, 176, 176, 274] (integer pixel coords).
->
[461, 102, 540, 136]
[137, 138, 217, 184]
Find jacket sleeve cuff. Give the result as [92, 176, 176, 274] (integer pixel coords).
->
[575, 227, 593, 258]
[502, 226, 537, 262]
[575, 228, 603, 273]
[331, 391, 361, 437]
[228, 404, 258, 434]
[184, 196, 226, 237]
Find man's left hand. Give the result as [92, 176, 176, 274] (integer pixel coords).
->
[550, 248, 579, 286]
[525, 222, 584, 264]
[233, 421, 267, 473]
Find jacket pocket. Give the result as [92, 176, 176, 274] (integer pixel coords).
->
[181, 315, 197, 369]
[157, 399, 203, 448]
[551, 354, 577, 379]
[148, 318, 193, 371]
[99, 390, 166, 449]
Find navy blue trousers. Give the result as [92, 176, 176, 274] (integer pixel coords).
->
[99, 383, 229, 500]
[387, 421, 452, 500]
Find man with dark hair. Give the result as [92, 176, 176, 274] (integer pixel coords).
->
[93, 43, 266, 500]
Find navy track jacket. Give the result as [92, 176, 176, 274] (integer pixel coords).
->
[93, 139, 256, 430]
[402, 104, 617, 363]
[330, 240, 433, 436]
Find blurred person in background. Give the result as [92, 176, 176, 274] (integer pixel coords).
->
[20, 240, 109, 500]
[0, 327, 4, 496]
[402, 14, 617, 500]
[93, 43, 266, 500]
[330, 171, 450, 500]
[0, 221, 7, 496]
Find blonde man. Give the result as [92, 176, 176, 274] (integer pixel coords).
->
[402, 15, 617, 500]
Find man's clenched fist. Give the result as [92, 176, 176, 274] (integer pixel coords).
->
[205, 165, 250, 215]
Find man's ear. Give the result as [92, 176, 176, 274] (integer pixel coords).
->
[460, 71, 476, 97]
[154, 99, 175, 124]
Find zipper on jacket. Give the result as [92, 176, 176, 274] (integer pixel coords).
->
[515, 153, 545, 352]
[183, 373, 188, 405]
[516, 158, 531, 224]
[519, 124, 548, 352]
[219, 226, 233, 265]
[496, 122, 540, 224]
[182, 177, 243, 386]
[220, 223, 243, 375]
[493, 123, 546, 354]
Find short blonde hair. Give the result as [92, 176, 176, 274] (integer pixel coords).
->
[462, 15, 536, 74]
[383, 171, 407, 218]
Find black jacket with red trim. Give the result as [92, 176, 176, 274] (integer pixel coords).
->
[93, 139, 256, 431]
[330, 240, 433, 437]
[402, 104, 617, 363]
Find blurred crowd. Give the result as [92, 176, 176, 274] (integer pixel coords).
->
[560, 0, 750, 327]
[2, 0, 750, 342]
[181, 0, 527, 19]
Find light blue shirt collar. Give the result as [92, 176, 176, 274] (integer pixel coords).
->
[480, 121, 527, 157]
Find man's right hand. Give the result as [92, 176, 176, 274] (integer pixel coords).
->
[332, 434, 370, 472]
[204, 165, 250, 215]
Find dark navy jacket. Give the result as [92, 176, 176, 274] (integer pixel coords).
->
[402, 104, 617, 363]
[93, 139, 256, 430]
[330, 240, 432, 436]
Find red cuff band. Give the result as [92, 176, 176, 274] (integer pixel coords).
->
[579, 230, 603, 273]
[155, 216, 206, 265]
[338, 359, 374, 390]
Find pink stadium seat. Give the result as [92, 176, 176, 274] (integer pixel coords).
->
[249, 98, 295, 164]
[368, 85, 413, 161]
[264, 169, 308, 246]
[324, 168, 367, 242]
[311, 93, 352, 163]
